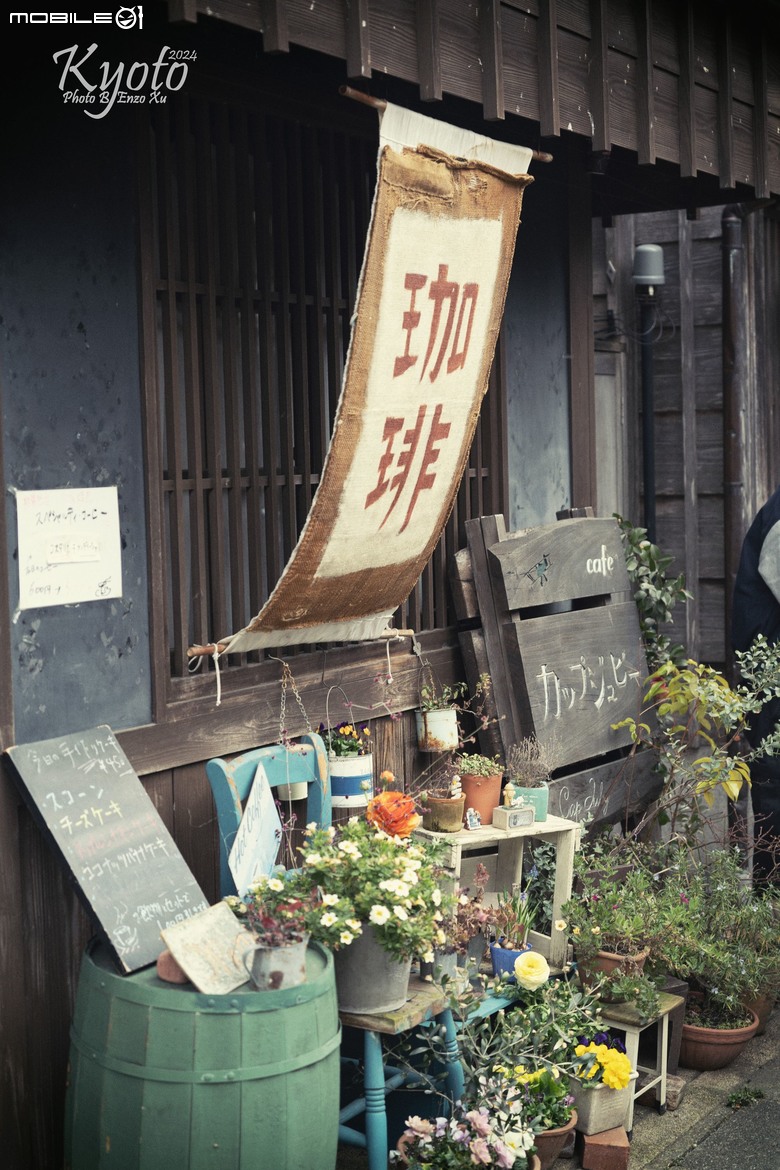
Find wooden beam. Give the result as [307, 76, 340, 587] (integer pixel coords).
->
[537, 0, 560, 138]
[479, 0, 504, 121]
[677, 4, 696, 179]
[588, 0, 610, 154]
[346, 0, 371, 80]
[752, 30, 770, 199]
[635, 0, 655, 166]
[678, 210, 699, 660]
[258, 0, 289, 54]
[417, 0, 442, 102]
[167, 0, 197, 21]
[717, 15, 735, 189]
[568, 139, 597, 511]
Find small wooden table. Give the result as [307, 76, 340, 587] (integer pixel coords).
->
[599, 992, 686, 1134]
[338, 977, 465, 1170]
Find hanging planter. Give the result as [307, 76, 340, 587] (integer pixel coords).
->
[327, 753, 374, 807]
[415, 707, 460, 752]
[321, 685, 374, 808]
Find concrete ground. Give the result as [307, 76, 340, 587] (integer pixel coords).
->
[335, 1005, 780, 1169]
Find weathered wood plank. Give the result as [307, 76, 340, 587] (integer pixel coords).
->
[479, 0, 504, 120]
[346, 0, 371, 78]
[417, 0, 443, 101]
[549, 750, 662, 831]
[635, 0, 655, 165]
[537, 0, 560, 136]
[588, 0, 610, 153]
[258, 0, 289, 51]
[487, 516, 629, 611]
[502, 602, 646, 767]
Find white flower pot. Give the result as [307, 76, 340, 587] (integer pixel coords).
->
[415, 708, 460, 752]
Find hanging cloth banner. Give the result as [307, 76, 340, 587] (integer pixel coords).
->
[221, 104, 534, 653]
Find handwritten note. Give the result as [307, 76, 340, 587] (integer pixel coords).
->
[228, 761, 283, 895]
[16, 486, 123, 609]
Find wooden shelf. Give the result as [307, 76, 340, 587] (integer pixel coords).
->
[414, 815, 581, 970]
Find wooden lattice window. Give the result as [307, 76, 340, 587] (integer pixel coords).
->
[138, 83, 506, 697]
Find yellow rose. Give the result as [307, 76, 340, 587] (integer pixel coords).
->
[513, 949, 550, 990]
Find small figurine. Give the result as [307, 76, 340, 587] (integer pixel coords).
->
[449, 775, 462, 799]
[503, 780, 516, 807]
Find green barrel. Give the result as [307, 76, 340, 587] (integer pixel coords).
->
[65, 940, 341, 1170]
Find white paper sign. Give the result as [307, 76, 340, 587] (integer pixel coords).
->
[228, 762, 283, 895]
[16, 486, 123, 609]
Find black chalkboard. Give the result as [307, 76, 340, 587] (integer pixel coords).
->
[5, 725, 209, 973]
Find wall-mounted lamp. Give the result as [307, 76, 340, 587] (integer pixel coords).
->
[633, 244, 664, 542]
[632, 243, 666, 298]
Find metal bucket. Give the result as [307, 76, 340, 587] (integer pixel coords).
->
[65, 939, 341, 1169]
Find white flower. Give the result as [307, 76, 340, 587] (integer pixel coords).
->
[320, 912, 338, 927]
[338, 842, 362, 859]
[393, 905, 409, 921]
[305, 822, 318, 835]
[346, 919, 362, 932]
[322, 893, 340, 906]
[432, 888, 442, 906]
[267, 877, 285, 892]
[554, 919, 567, 932]
[339, 931, 356, 946]
[421, 949, 435, 963]
[369, 904, 391, 926]
[304, 853, 323, 866]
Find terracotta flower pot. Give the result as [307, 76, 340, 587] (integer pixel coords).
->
[459, 771, 502, 825]
[743, 991, 775, 1036]
[679, 1010, 759, 1071]
[533, 1111, 577, 1170]
[577, 947, 650, 990]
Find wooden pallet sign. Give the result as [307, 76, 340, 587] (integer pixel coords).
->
[451, 515, 661, 826]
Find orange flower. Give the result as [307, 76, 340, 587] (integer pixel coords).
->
[366, 790, 421, 838]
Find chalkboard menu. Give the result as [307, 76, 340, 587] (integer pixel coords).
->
[5, 725, 209, 973]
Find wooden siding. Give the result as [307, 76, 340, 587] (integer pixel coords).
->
[592, 201, 780, 669]
[168, 0, 780, 199]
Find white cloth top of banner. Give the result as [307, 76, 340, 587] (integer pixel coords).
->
[378, 102, 533, 176]
[223, 612, 395, 652]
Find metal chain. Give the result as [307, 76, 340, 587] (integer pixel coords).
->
[278, 660, 312, 743]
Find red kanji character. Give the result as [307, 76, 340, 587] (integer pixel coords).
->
[447, 283, 479, 373]
[421, 265, 459, 384]
[365, 417, 404, 509]
[393, 273, 427, 378]
[399, 404, 451, 531]
[380, 406, 427, 528]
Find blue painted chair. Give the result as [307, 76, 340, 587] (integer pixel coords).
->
[206, 738, 464, 1170]
[205, 733, 331, 896]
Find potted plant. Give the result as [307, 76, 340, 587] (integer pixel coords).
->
[650, 847, 764, 1069]
[419, 769, 467, 833]
[396, 1107, 540, 1169]
[569, 1033, 637, 1135]
[457, 752, 504, 826]
[319, 718, 374, 806]
[415, 676, 468, 753]
[490, 886, 535, 977]
[504, 737, 557, 822]
[447, 863, 497, 972]
[479, 1065, 577, 1170]
[277, 790, 454, 1013]
[226, 884, 313, 991]
[562, 852, 660, 987]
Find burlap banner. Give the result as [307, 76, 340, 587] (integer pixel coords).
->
[223, 105, 533, 652]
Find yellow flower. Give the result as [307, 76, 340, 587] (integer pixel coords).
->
[513, 949, 550, 990]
